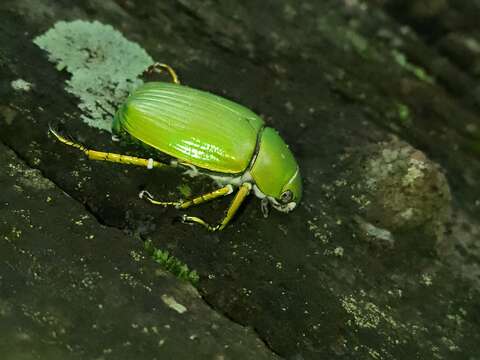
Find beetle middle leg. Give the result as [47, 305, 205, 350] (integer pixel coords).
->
[146, 63, 180, 84]
[140, 184, 234, 209]
[182, 183, 252, 231]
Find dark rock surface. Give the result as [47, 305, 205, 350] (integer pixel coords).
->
[1, 0, 480, 359]
[0, 143, 278, 359]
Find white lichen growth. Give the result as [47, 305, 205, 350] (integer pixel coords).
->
[34, 20, 153, 131]
[402, 158, 427, 187]
[333, 246, 344, 257]
[355, 215, 395, 248]
[11, 78, 33, 92]
[341, 296, 382, 329]
[421, 273, 433, 287]
[161, 295, 187, 314]
[0, 105, 17, 125]
[8, 162, 55, 190]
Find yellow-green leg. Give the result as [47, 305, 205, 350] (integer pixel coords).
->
[49, 127, 167, 169]
[146, 63, 181, 84]
[183, 183, 252, 231]
[139, 184, 234, 209]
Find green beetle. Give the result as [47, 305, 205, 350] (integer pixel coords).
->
[50, 63, 302, 231]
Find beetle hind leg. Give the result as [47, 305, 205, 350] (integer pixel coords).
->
[49, 126, 167, 169]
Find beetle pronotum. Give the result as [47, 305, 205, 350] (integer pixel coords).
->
[50, 63, 302, 231]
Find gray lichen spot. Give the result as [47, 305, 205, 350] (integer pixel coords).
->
[0, 299, 13, 317]
[333, 246, 344, 257]
[11, 78, 33, 92]
[0, 105, 17, 125]
[33, 20, 153, 132]
[355, 215, 395, 249]
[341, 295, 382, 329]
[8, 163, 55, 191]
[161, 294, 188, 314]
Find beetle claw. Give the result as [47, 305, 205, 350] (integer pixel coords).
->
[139, 190, 153, 200]
[172, 215, 185, 224]
[178, 214, 192, 225]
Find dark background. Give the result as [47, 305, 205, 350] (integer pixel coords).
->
[1, 1, 480, 359]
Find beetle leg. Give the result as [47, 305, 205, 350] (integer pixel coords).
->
[182, 183, 252, 231]
[140, 185, 233, 209]
[49, 127, 167, 169]
[261, 197, 270, 218]
[146, 63, 180, 84]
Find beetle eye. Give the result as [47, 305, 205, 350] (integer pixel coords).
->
[280, 190, 293, 204]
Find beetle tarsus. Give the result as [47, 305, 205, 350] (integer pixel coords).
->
[140, 189, 181, 207]
[172, 215, 186, 224]
[139, 189, 167, 204]
[181, 215, 219, 231]
[49, 126, 88, 153]
[139, 190, 152, 200]
[145, 63, 180, 84]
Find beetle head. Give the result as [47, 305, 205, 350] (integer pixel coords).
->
[250, 127, 302, 213]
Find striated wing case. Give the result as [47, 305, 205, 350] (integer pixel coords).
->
[114, 82, 264, 174]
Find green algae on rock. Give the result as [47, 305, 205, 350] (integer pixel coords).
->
[33, 20, 153, 132]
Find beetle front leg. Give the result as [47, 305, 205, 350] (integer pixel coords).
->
[140, 185, 234, 209]
[145, 63, 180, 84]
[182, 183, 252, 231]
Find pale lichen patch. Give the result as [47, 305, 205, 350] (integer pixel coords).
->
[333, 246, 344, 257]
[355, 215, 395, 248]
[11, 78, 33, 92]
[161, 295, 187, 314]
[341, 295, 382, 329]
[0, 105, 18, 125]
[421, 273, 433, 287]
[34, 20, 153, 132]
[8, 162, 55, 191]
[402, 158, 427, 187]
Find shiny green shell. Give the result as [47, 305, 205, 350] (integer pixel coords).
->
[113, 82, 264, 174]
[251, 128, 302, 201]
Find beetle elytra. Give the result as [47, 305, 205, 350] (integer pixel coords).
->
[50, 63, 302, 231]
